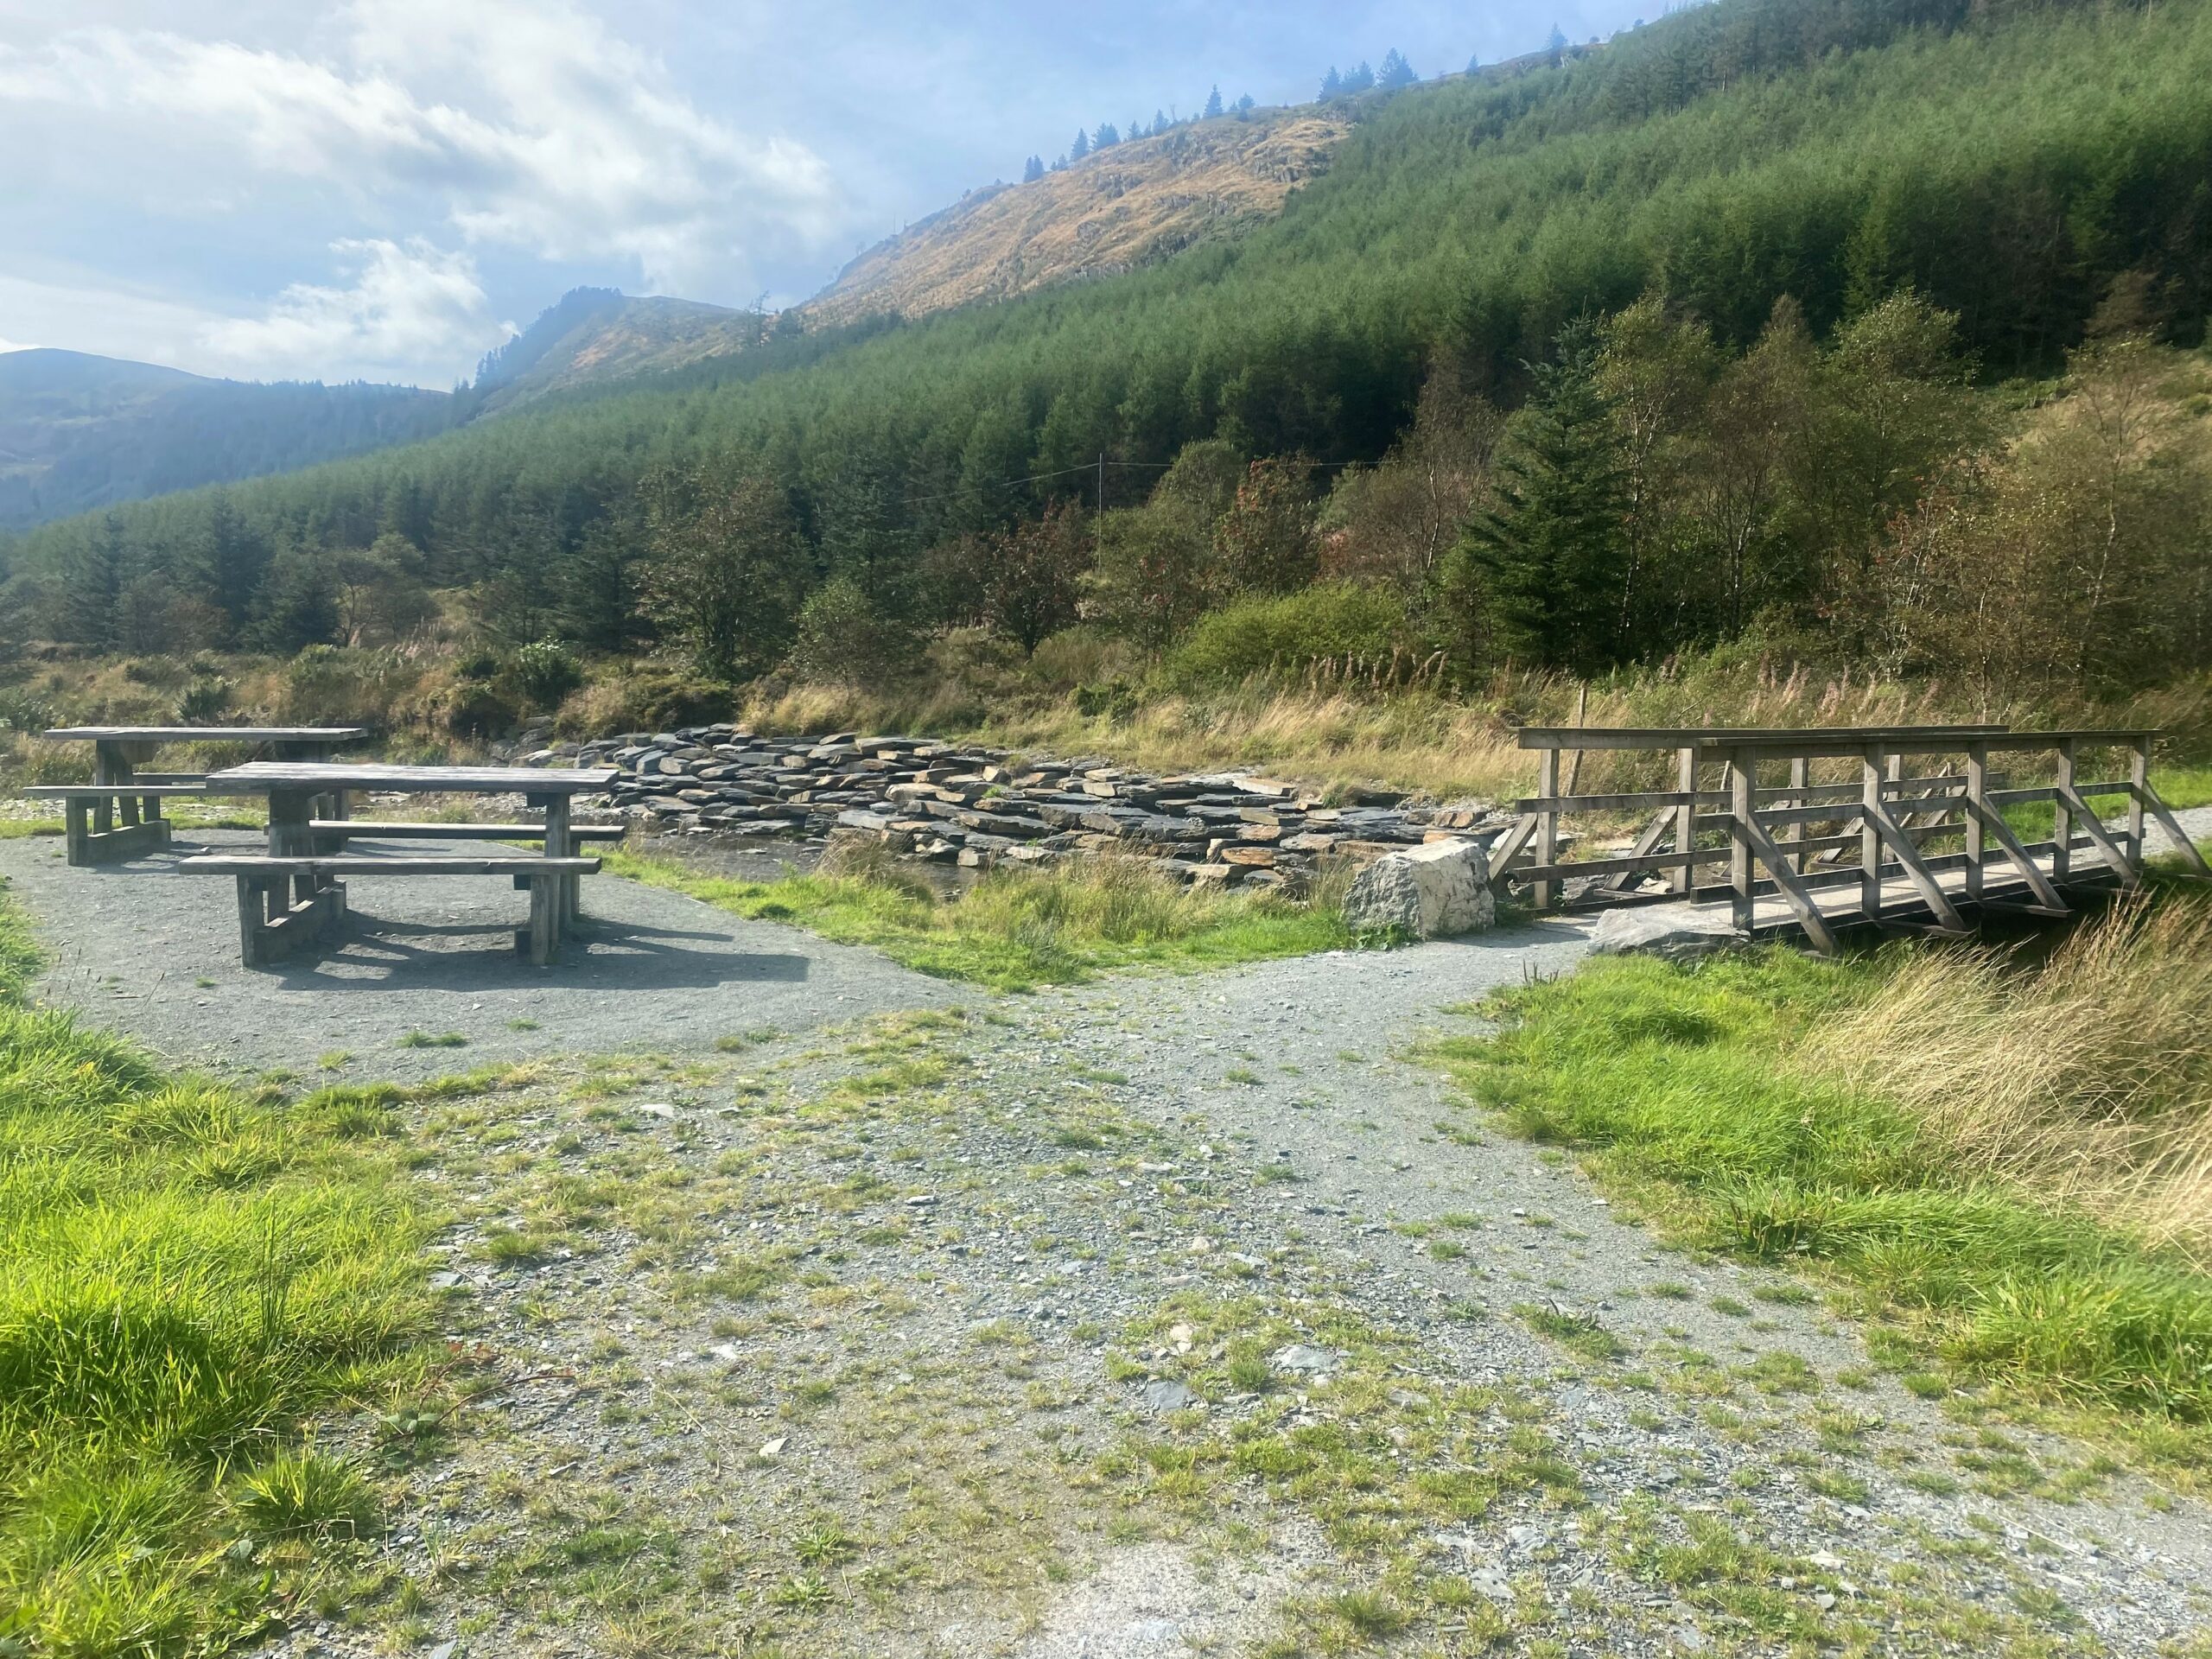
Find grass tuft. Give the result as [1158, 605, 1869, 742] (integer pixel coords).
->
[1431, 897, 2212, 1441]
[606, 847, 1377, 990]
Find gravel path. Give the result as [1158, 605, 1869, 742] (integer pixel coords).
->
[10, 825, 2210, 1654]
[0, 829, 964, 1077]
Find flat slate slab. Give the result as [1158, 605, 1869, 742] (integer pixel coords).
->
[0, 829, 965, 1078]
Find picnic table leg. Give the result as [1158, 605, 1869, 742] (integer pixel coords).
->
[543, 794, 577, 931]
[63, 797, 90, 866]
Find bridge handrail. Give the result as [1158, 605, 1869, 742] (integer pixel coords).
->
[1491, 726, 2208, 955]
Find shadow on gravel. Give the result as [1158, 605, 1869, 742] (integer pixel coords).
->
[261, 915, 810, 992]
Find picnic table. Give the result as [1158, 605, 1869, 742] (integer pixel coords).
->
[188, 761, 620, 966]
[33, 725, 365, 865]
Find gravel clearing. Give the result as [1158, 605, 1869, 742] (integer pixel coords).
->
[0, 828, 965, 1076]
[6, 823, 2211, 1654]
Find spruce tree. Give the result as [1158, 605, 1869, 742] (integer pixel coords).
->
[1466, 51, 1481, 73]
[1023, 155, 1045, 182]
[1319, 67, 1341, 98]
[1452, 323, 1629, 673]
[1344, 60, 1376, 92]
[1094, 122, 1119, 149]
[1378, 49, 1416, 89]
[1233, 93, 1255, 114]
[1203, 85, 1224, 119]
[1545, 23, 1569, 54]
[1070, 127, 1090, 161]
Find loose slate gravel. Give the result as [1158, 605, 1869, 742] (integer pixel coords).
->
[11, 820, 2212, 1653]
[0, 828, 965, 1076]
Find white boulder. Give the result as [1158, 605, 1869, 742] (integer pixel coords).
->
[1342, 839, 1497, 938]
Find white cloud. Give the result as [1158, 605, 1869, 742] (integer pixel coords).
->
[200, 238, 507, 385]
[0, 0, 841, 296]
[0, 245, 508, 386]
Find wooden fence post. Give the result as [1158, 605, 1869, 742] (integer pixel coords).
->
[1728, 747, 1754, 933]
[1965, 741, 1986, 902]
[1674, 746, 1696, 895]
[1786, 754, 1809, 874]
[1860, 744, 1885, 923]
[1534, 745, 1559, 912]
[2128, 735, 2149, 871]
[2054, 739, 2075, 885]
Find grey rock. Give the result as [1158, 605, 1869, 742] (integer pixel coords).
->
[1272, 1343, 1341, 1376]
[1587, 902, 1745, 962]
[1341, 840, 1497, 938]
[1141, 1379, 1197, 1412]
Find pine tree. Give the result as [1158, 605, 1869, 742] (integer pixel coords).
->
[1023, 155, 1045, 182]
[1450, 323, 1629, 673]
[1154, 108, 1169, 133]
[1203, 84, 1224, 119]
[1378, 49, 1417, 89]
[1319, 67, 1342, 98]
[1070, 127, 1090, 161]
[1344, 61, 1376, 92]
[1094, 122, 1119, 149]
[1233, 92, 1255, 114]
[1466, 51, 1481, 74]
[1546, 23, 1569, 54]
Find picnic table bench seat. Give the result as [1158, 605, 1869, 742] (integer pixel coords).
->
[308, 819, 627, 843]
[37, 725, 365, 866]
[177, 853, 603, 967]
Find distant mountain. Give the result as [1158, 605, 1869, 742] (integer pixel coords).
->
[467, 288, 773, 414]
[0, 349, 450, 531]
[801, 110, 1351, 327]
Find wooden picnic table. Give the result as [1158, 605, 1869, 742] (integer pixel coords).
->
[35, 725, 366, 864]
[200, 760, 619, 939]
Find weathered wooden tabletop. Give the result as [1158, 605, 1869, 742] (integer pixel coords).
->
[43, 727, 368, 743]
[200, 761, 618, 795]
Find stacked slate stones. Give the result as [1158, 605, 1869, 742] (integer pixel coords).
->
[536, 725, 1510, 888]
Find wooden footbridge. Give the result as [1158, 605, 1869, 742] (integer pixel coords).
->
[1486, 725, 2209, 953]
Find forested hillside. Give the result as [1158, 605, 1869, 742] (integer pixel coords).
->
[4, 0, 2211, 737]
[0, 350, 451, 531]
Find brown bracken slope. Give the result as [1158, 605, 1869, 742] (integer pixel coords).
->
[799, 111, 1351, 326]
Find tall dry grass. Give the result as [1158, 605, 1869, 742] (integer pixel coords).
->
[1807, 891, 2212, 1260]
[747, 654, 2211, 803]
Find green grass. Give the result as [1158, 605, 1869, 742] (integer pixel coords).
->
[603, 849, 1381, 991]
[1427, 944, 2212, 1448]
[0, 874, 429, 1648]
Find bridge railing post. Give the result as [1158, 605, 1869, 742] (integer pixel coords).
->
[2054, 739, 2075, 885]
[1673, 745, 1696, 895]
[1965, 741, 1987, 901]
[2127, 734, 2149, 872]
[1728, 747, 1755, 932]
[1533, 743, 1559, 912]
[1860, 743, 1885, 923]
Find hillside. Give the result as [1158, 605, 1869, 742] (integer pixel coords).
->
[466, 289, 773, 414]
[8, 0, 2212, 693]
[803, 111, 1351, 326]
[0, 349, 450, 531]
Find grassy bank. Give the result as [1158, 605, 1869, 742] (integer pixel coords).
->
[0, 878, 429, 1651]
[1427, 889, 2212, 1465]
[606, 844, 1374, 990]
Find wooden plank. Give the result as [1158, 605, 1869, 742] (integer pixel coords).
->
[1486, 814, 1538, 882]
[203, 761, 615, 793]
[2053, 784, 2140, 888]
[1533, 748, 1559, 910]
[528, 875, 559, 966]
[1512, 790, 1723, 813]
[1730, 804, 1840, 955]
[1673, 746, 1697, 896]
[1862, 789, 1970, 931]
[1727, 748, 1754, 932]
[179, 855, 601, 876]
[1603, 808, 1677, 893]
[22, 784, 213, 798]
[1515, 724, 2006, 750]
[2133, 782, 2212, 878]
[1754, 801, 1863, 829]
[44, 726, 366, 741]
[1514, 847, 1726, 882]
[1958, 791, 2069, 912]
[1861, 747, 1884, 922]
[311, 820, 626, 842]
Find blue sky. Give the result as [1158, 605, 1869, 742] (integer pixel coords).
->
[0, 0, 1652, 387]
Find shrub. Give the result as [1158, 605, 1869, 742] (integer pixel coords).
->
[508, 639, 584, 711]
[176, 677, 233, 723]
[786, 575, 915, 690]
[1166, 583, 1408, 687]
[554, 666, 731, 738]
